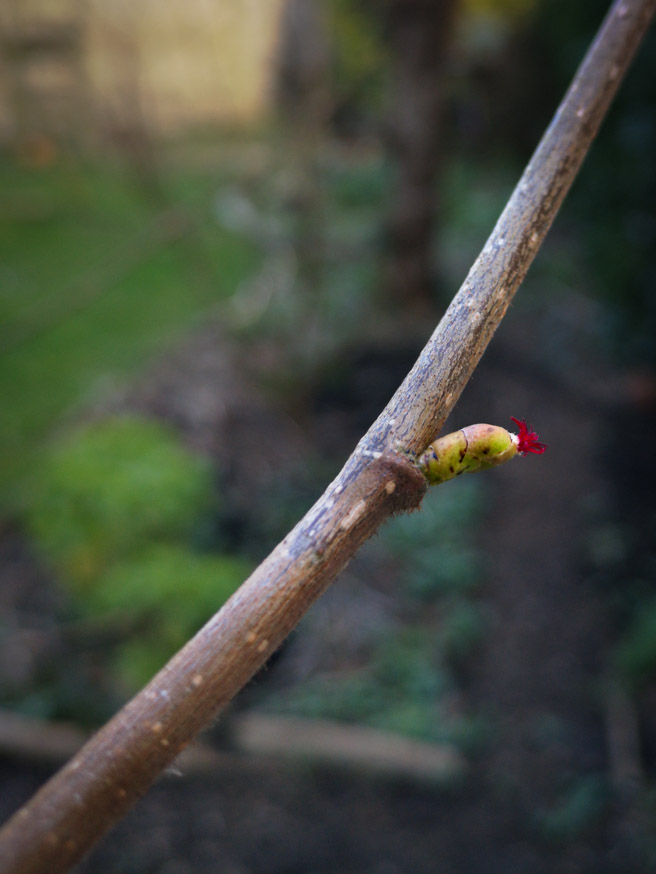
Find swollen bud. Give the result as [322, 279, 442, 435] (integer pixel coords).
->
[417, 418, 546, 485]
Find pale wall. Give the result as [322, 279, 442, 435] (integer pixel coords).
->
[0, 0, 287, 138]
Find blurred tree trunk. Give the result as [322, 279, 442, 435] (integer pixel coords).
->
[270, 0, 334, 376]
[273, 0, 332, 288]
[382, 0, 457, 314]
[274, 0, 332, 128]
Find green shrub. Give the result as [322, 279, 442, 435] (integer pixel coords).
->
[25, 415, 249, 692]
[27, 416, 213, 591]
[536, 775, 609, 844]
[380, 481, 483, 600]
[614, 596, 656, 690]
[90, 545, 250, 688]
[439, 601, 486, 664]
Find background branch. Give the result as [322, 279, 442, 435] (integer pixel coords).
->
[0, 2, 653, 872]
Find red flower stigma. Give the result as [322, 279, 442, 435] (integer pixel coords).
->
[510, 417, 547, 455]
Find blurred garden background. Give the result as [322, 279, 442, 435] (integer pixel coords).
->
[1, 0, 655, 871]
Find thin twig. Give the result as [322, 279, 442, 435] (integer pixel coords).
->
[0, 2, 653, 872]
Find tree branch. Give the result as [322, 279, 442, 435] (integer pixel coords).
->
[1, 2, 653, 872]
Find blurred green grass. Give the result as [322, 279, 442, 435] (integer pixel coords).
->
[0, 157, 258, 509]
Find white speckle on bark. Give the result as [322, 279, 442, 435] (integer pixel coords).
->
[340, 500, 366, 530]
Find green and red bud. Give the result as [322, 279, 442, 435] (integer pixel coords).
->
[417, 417, 546, 485]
